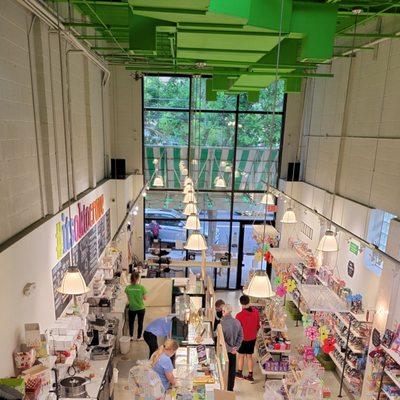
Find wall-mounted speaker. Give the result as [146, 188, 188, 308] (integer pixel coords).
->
[287, 162, 300, 181]
[110, 158, 126, 179]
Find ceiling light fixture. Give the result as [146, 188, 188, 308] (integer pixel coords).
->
[281, 207, 297, 224]
[183, 192, 197, 204]
[317, 229, 338, 252]
[243, 270, 275, 298]
[261, 193, 275, 205]
[184, 214, 201, 230]
[183, 202, 198, 215]
[214, 176, 226, 188]
[153, 175, 164, 187]
[185, 231, 207, 250]
[184, 177, 193, 186]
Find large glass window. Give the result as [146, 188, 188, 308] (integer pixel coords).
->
[143, 75, 285, 289]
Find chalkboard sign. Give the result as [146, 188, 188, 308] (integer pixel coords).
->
[347, 261, 355, 278]
[52, 208, 111, 318]
[372, 328, 381, 347]
[76, 225, 98, 285]
[52, 253, 72, 318]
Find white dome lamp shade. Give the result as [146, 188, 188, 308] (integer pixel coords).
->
[184, 214, 201, 230]
[243, 270, 275, 298]
[281, 208, 297, 224]
[184, 177, 193, 186]
[261, 193, 275, 205]
[183, 192, 197, 204]
[214, 176, 226, 188]
[183, 202, 198, 215]
[58, 267, 90, 295]
[153, 174, 164, 187]
[183, 184, 194, 194]
[317, 229, 339, 252]
[185, 231, 208, 251]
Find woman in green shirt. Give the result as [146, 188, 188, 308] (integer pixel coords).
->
[125, 271, 148, 340]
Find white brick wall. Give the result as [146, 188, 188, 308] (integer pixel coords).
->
[0, 0, 109, 244]
[300, 29, 400, 217]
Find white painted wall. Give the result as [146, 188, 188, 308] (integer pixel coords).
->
[296, 32, 400, 217]
[0, 178, 139, 376]
[278, 180, 381, 309]
[0, 0, 109, 244]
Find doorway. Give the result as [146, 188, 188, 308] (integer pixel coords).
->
[234, 221, 266, 289]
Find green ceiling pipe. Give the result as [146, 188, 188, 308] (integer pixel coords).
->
[337, 33, 400, 38]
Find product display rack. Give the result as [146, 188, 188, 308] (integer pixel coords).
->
[284, 239, 372, 399]
[377, 347, 400, 400]
[257, 305, 291, 378]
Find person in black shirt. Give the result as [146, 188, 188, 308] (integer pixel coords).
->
[214, 299, 225, 332]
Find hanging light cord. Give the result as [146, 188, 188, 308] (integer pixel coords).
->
[260, 0, 285, 272]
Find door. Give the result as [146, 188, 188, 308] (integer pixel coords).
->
[235, 221, 265, 289]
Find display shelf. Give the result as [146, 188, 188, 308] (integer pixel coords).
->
[382, 387, 399, 400]
[334, 313, 367, 339]
[386, 370, 400, 390]
[384, 347, 400, 367]
[258, 361, 289, 376]
[333, 326, 364, 354]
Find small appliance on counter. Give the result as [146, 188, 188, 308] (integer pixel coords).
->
[59, 376, 89, 398]
[90, 346, 112, 361]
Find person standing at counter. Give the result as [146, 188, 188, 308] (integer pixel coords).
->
[213, 299, 225, 332]
[143, 315, 175, 358]
[125, 271, 148, 341]
[221, 304, 243, 391]
[235, 294, 260, 383]
[151, 339, 179, 391]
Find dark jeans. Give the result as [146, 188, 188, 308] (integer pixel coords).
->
[143, 331, 158, 359]
[227, 352, 237, 391]
[128, 309, 145, 339]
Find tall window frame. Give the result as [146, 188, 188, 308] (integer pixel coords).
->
[142, 74, 286, 290]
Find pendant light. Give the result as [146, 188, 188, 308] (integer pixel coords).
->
[183, 202, 198, 215]
[317, 229, 338, 252]
[261, 193, 275, 205]
[281, 207, 297, 224]
[58, 267, 90, 295]
[184, 177, 193, 186]
[183, 184, 194, 194]
[183, 192, 197, 204]
[243, 270, 275, 298]
[214, 176, 226, 188]
[153, 174, 164, 187]
[184, 213, 201, 230]
[185, 231, 207, 250]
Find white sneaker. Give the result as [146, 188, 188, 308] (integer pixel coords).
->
[130, 336, 134, 342]
[136, 337, 144, 341]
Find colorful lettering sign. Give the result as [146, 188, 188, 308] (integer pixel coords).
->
[55, 195, 105, 260]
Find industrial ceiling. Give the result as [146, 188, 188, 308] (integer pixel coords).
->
[47, 0, 400, 97]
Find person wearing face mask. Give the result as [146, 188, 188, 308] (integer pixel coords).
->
[213, 299, 225, 333]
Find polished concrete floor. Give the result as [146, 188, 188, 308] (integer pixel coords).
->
[113, 291, 351, 400]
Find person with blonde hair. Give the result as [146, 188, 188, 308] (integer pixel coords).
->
[150, 339, 179, 390]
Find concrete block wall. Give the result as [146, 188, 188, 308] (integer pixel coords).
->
[297, 23, 400, 217]
[0, 0, 109, 245]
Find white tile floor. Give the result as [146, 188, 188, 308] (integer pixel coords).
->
[113, 291, 352, 400]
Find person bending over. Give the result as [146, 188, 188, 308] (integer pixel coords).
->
[151, 339, 179, 391]
[125, 271, 147, 341]
[235, 294, 260, 383]
[221, 304, 243, 391]
[143, 315, 175, 358]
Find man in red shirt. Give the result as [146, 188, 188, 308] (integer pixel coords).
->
[235, 294, 260, 383]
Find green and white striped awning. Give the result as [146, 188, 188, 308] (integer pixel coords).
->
[145, 145, 279, 191]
